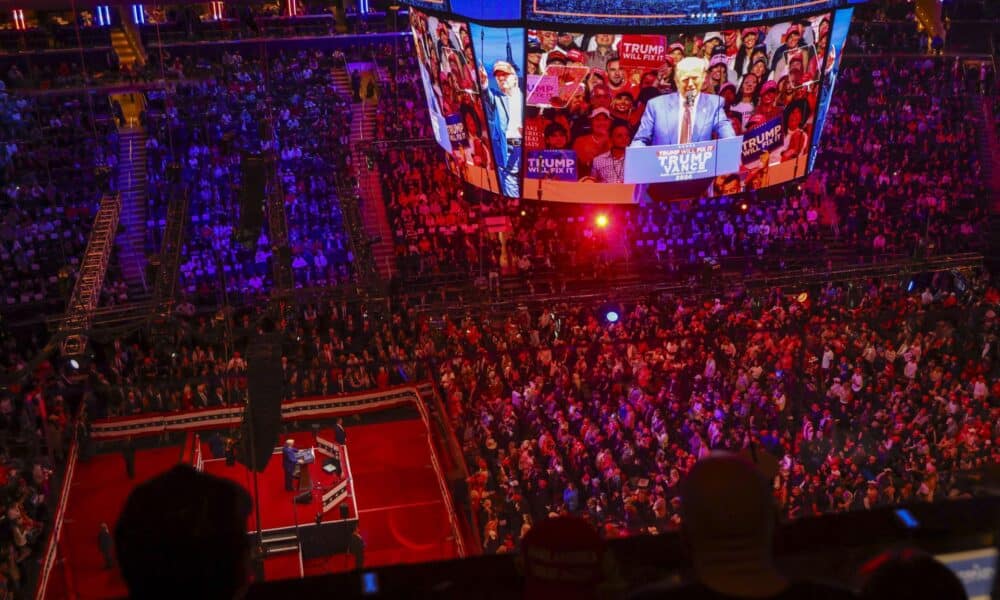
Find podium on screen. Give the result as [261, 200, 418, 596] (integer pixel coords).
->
[624, 136, 743, 185]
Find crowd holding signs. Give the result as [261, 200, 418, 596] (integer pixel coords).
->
[521, 18, 832, 198]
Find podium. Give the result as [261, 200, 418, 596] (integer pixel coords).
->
[297, 462, 312, 491]
[295, 448, 316, 492]
[624, 136, 743, 184]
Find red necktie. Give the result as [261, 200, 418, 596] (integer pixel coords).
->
[680, 104, 692, 145]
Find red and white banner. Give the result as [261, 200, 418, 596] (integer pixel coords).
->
[89, 386, 420, 441]
[618, 34, 668, 69]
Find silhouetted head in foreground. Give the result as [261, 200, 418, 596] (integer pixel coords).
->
[115, 465, 252, 600]
[679, 452, 786, 596]
[630, 453, 858, 599]
[859, 549, 967, 600]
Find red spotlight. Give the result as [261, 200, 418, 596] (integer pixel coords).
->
[739, 202, 749, 212]
[595, 214, 608, 228]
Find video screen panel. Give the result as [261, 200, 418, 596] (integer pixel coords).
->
[410, 8, 499, 192]
[528, 0, 844, 27]
[450, 0, 520, 21]
[470, 24, 526, 198]
[523, 16, 830, 203]
[808, 8, 852, 171]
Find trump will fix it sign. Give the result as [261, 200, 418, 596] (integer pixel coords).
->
[618, 35, 668, 69]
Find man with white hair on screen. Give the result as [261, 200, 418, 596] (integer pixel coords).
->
[480, 60, 523, 197]
[630, 56, 736, 148]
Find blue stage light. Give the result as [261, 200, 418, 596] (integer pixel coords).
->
[606, 311, 619, 323]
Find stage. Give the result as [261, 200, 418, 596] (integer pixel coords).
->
[51, 417, 461, 598]
[200, 430, 357, 532]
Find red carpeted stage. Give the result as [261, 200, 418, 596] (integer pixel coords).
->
[200, 429, 357, 531]
[51, 417, 461, 598]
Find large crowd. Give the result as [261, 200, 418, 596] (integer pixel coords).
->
[0, 78, 118, 597]
[143, 47, 355, 305]
[0, 89, 119, 311]
[0, 4, 995, 594]
[451, 274, 999, 550]
[63, 267, 1000, 555]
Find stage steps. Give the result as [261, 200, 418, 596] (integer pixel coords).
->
[260, 529, 300, 556]
[113, 125, 150, 296]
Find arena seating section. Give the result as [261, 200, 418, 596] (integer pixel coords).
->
[0, 0, 997, 596]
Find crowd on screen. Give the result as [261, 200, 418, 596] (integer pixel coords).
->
[518, 21, 828, 191]
[451, 275, 999, 551]
[143, 48, 355, 304]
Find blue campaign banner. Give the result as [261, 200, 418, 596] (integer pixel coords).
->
[624, 137, 742, 184]
[936, 548, 997, 600]
[741, 117, 784, 164]
[526, 150, 578, 181]
[445, 113, 467, 145]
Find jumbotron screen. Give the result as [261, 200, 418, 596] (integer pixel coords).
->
[408, 7, 853, 202]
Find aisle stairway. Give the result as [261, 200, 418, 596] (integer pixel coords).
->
[330, 67, 352, 100]
[114, 125, 150, 295]
[111, 27, 142, 70]
[331, 64, 395, 279]
[914, 0, 945, 47]
[351, 100, 395, 279]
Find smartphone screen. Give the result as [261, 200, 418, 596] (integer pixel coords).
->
[362, 571, 379, 596]
[894, 508, 919, 529]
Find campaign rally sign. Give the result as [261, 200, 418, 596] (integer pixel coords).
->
[446, 114, 467, 145]
[740, 117, 783, 164]
[618, 35, 668, 69]
[524, 118, 544, 150]
[936, 548, 997, 600]
[624, 137, 742, 184]
[526, 150, 579, 181]
[536, 65, 590, 108]
[527, 74, 561, 105]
